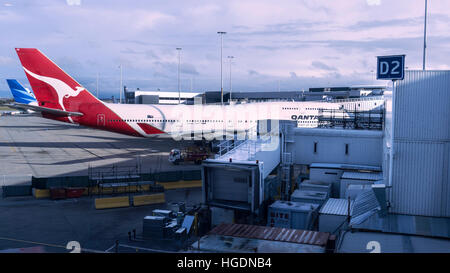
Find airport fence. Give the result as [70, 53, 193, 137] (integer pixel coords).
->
[30, 170, 202, 190]
[32, 176, 90, 189]
[2, 185, 32, 197]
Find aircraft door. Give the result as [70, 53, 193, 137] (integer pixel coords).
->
[97, 114, 106, 127]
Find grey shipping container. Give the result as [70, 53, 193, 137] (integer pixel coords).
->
[299, 180, 332, 197]
[268, 200, 319, 230]
[290, 189, 328, 206]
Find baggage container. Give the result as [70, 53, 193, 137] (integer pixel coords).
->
[65, 187, 85, 198]
[32, 188, 50, 199]
[49, 187, 66, 200]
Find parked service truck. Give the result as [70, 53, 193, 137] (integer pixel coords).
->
[169, 146, 210, 165]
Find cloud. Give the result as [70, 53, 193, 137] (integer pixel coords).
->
[120, 48, 160, 60]
[0, 0, 449, 96]
[186, 5, 220, 16]
[114, 39, 150, 46]
[311, 61, 337, 71]
[366, 0, 381, 6]
[349, 17, 421, 30]
[248, 70, 260, 76]
[152, 61, 199, 78]
[66, 0, 82, 6]
[132, 11, 175, 30]
[0, 56, 14, 65]
[0, 9, 25, 22]
[181, 63, 200, 75]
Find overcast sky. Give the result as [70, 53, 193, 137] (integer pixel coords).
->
[0, 0, 449, 98]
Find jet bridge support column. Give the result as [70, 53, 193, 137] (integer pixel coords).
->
[280, 121, 295, 200]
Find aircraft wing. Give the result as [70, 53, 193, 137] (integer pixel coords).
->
[2, 103, 84, 117]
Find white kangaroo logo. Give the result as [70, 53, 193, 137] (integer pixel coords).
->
[23, 67, 84, 113]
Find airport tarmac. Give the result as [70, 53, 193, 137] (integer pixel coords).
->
[0, 115, 201, 186]
[0, 114, 204, 253]
[0, 188, 202, 253]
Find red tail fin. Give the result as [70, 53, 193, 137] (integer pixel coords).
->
[15, 48, 99, 113]
[15, 48, 144, 136]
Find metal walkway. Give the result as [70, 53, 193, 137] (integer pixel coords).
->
[201, 121, 296, 213]
[210, 121, 296, 179]
[213, 134, 281, 179]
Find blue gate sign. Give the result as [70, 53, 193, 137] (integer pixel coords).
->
[377, 55, 405, 80]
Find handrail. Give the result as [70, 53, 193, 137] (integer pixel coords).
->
[329, 96, 384, 103]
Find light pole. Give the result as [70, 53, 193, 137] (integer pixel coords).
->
[176, 47, 182, 104]
[227, 56, 234, 103]
[118, 64, 123, 104]
[217, 31, 226, 105]
[423, 0, 428, 70]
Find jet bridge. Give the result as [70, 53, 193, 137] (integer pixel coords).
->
[202, 121, 295, 213]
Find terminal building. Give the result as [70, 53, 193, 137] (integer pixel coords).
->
[123, 85, 387, 105]
[192, 70, 450, 252]
[124, 87, 201, 105]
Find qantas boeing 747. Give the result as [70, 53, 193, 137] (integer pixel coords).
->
[14, 48, 344, 139]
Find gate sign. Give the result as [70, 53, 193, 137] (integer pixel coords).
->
[377, 55, 405, 80]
